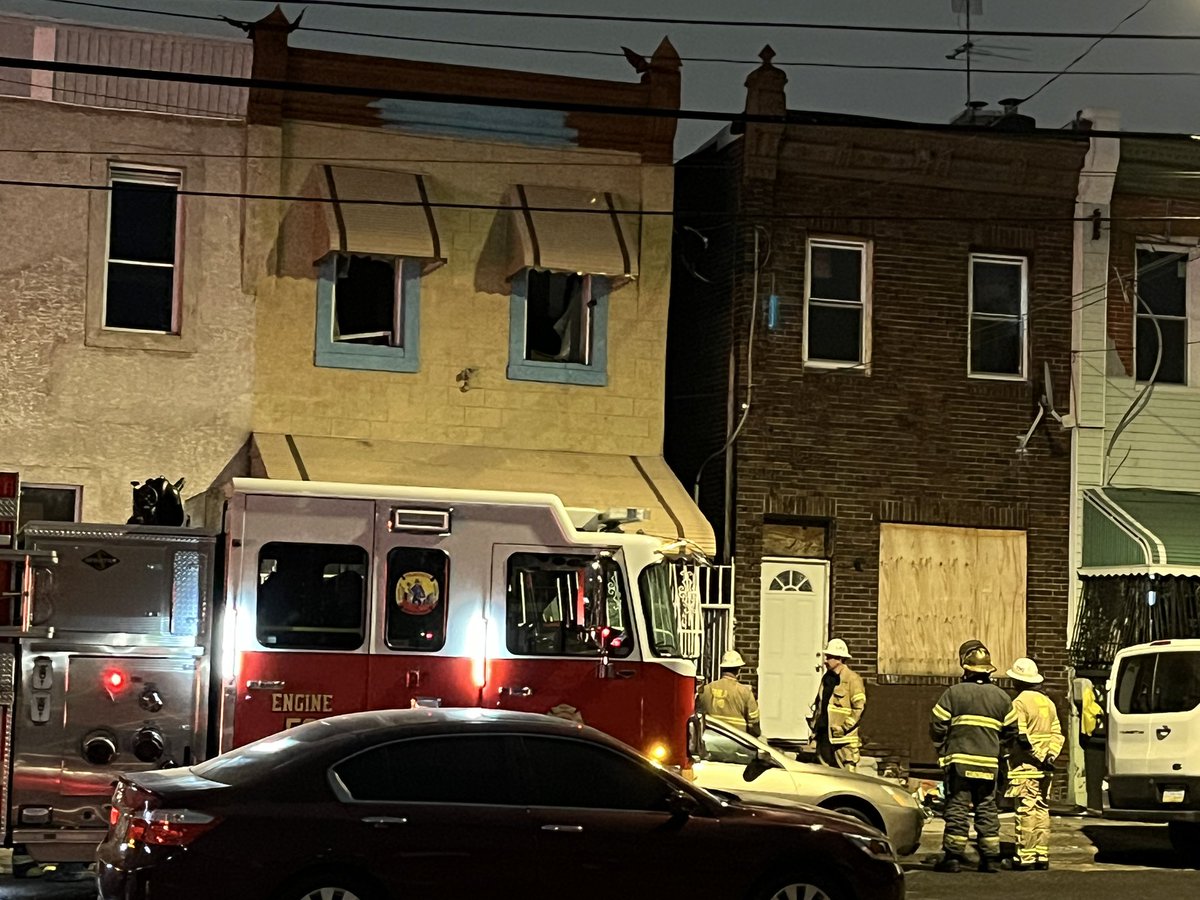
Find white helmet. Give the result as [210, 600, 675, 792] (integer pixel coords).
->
[720, 650, 746, 669]
[823, 639, 852, 659]
[1007, 657, 1044, 684]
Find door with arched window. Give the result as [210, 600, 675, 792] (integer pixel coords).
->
[757, 558, 829, 740]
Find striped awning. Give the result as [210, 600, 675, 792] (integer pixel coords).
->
[506, 184, 638, 282]
[319, 165, 443, 269]
[1081, 487, 1200, 576]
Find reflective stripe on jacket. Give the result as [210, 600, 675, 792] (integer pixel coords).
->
[930, 679, 1017, 779]
[811, 666, 867, 747]
[1008, 689, 1064, 777]
[698, 675, 761, 732]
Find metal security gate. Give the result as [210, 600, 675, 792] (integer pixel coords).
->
[668, 563, 735, 683]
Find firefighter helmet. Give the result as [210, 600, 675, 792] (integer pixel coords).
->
[1007, 657, 1044, 684]
[720, 650, 746, 669]
[961, 645, 996, 674]
[823, 638, 852, 659]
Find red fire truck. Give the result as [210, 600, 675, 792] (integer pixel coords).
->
[1, 473, 705, 865]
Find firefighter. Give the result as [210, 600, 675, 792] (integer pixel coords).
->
[697, 650, 761, 737]
[1003, 658, 1064, 871]
[930, 641, 1017, 873]
[809, 639, 866, 771]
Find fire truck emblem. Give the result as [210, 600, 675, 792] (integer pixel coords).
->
[395, 572, 440, 615]
[82, 550, 120, 571]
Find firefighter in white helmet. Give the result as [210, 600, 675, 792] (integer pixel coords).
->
[697, 650, 761, 737]
[809, 639, 867, 771]
[1002, 657, 1064, 871]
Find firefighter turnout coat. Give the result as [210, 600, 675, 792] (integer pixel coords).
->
[930, 679, 1017, 779]
[1008, 689, 1065, 778]
[812, 666, 867, 748]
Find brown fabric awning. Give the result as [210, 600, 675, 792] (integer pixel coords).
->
[506, 184, 639, 282]
[319, 165, 444, 268]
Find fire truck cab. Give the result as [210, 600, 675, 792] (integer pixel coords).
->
[215, 478, 702, 766]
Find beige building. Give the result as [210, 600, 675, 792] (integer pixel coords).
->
[0, 15, 253, 523]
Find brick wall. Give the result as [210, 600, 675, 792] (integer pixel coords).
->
[675, 125, 1087, 767]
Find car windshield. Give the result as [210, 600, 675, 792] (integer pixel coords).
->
[1115, 651, 1200, 715]
[638, 560, 683, 657]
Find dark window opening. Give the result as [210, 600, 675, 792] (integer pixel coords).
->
[385, 546, 449, 651]
[806, 241, 865, 364]
[333, 254, 401, 346]
[18, 486, 79, 530]
[970, 257, 1026, 377]
[1115, 651, 1200, 715]
[506, 552, 632, 658]
[104, 174, 179, 332]
[335, 736, 516, 804]
[524, 270, 592, 364]
[256, 542, 367, 650]
[1136, 249, 1189, 384]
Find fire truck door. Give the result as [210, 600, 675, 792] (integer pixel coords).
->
[486, 546, 647, 750]
[366, 508, 478, 712]
[232, 495, 374, 747]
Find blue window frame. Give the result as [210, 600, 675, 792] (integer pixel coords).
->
[507, 269, 609, 386]
[315, 254, 421, 372]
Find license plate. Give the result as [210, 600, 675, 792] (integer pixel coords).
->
[1163, 789, 1186, 804]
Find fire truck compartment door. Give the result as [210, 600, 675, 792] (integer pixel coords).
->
[232, 495, 373, 746]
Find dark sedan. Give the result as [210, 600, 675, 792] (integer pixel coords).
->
[98, 709, 904, 900]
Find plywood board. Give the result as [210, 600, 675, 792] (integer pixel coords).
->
[878, 524, 1027, 677]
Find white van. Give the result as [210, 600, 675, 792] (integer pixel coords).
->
[1106, 639, 1200, 857]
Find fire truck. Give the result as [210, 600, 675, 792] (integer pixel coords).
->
[0, 473, 705, 866]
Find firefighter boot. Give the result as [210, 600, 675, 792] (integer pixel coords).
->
[1034, 861, 1050, 871]
[933, 854, 962, 873]
[1002, 858, 1032, 871]
[977, 855, 1000, 873]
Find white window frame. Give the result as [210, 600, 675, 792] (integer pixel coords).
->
[1134, 242, 1199, 388]
[102, 165, 184, 335]
[18, 483, 82, 528]
[967, 253, 1029, 381]
[803, 237, 872, 370]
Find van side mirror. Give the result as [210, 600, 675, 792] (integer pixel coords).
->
[743, 749, 780, 783]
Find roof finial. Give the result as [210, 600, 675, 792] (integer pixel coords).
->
[759, 45, 777, 66]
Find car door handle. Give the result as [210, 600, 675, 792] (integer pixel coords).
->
[499, 686, 533, 697]
[362, 816, 408, 827]
[246, 680, 285, 690]
[541, 824, 583, 833]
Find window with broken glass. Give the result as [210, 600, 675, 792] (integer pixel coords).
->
[507, 269, 610, 386]
[316, 254, 421, 372]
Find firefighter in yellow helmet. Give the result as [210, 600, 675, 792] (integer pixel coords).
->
[1002, 658, 1064, 871]
[809, 639, 867, 771]
[930, 641, 1017, 873]
[697, 650, 761, 737]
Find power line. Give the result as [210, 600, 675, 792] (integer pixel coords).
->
[208, 0, 1200, 41]
[33, 0, 1200, 77]
[8, 52, 1200, 144]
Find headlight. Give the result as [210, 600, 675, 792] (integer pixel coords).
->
[881, 785, 920, 809]
[849, 833, 896, 861]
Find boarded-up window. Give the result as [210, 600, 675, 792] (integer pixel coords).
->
[878, 524, 1027, 677]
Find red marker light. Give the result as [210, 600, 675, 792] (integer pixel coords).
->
[103, 669, 127, 691]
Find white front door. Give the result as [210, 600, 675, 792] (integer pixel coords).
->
[757, 558, 830, 741]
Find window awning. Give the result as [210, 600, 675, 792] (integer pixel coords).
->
[249, 433, 715, 555]
[506, 184, 639, 282]
[318, 165, 444, 268]
[1081, 487, 1200, 576]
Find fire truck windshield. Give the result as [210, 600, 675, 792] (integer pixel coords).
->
[638, 561, 684, 658]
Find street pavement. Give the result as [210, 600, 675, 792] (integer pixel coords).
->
[0, 816, 1198, 898]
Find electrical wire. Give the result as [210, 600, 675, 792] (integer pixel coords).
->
[205, 0, 1200, 41]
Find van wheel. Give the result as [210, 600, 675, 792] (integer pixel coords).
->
[758, 874, 841, 900]
[1168, 822, 1200, 863]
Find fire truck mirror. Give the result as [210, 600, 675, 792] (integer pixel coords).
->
[139, 687, 165, 713]
[82, 732, 118, 766]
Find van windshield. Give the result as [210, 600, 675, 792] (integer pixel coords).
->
[1115, 651, 1200, 715]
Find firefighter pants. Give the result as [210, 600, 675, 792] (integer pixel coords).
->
[1006, 771, 1051, 864]
[943, 771, 1001, 860]
[816, 736, 860, 772]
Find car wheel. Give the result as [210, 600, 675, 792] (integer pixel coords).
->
[829, 805, 875, 829]
[760, 875, 840, 900]
[278, 873, 382, 900]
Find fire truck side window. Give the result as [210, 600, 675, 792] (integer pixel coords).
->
[256, 542, 368, 651]
[385, 547, 449, 651]
[505, 553, 633, 658]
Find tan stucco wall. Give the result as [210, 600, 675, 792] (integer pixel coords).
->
[0, 97, 254, 522]
[248, 122, 673, 457]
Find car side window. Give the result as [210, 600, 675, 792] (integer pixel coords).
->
[701, 729, 757, 766]
[518, 737, 674, 812]
[333, 735, 516, 805]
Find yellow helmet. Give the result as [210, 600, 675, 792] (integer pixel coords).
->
[961, 645, 996, 674]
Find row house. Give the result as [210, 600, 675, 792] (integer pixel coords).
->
[666, 50, 1088, 773]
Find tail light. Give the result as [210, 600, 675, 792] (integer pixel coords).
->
[109, 779, 220, 847]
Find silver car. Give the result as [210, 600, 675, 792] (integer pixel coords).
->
[692, 719, 926, 856]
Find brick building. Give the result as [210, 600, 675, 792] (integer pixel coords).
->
[666, 51, 1088, 769]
